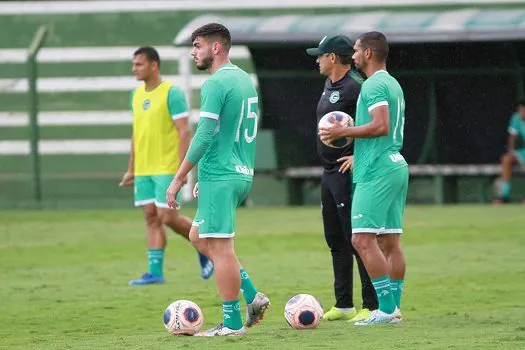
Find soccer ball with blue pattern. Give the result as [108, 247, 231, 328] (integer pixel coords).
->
[318, 111, 354, 148]
[284, 294, 324, 329]
[163, 300, 203, 335]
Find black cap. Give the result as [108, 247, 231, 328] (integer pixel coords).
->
[306, 35, 354, 56]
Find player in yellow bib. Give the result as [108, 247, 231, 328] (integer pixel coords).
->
[120, 46, 213, 285]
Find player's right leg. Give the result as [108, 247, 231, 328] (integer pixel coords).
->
[130, 175, 166, 285]
[194, 181, 268, 336]
[351, 177, 398, 325]
[494, 152, 518, 204]
[378, 167, 408, 319]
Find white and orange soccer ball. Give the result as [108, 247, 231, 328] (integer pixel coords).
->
[318, 110, 355, 148]
[163, 300, 204, 335]
[284, 294, 324, 329]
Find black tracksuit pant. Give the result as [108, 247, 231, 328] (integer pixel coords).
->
[321, 170, 378, 310]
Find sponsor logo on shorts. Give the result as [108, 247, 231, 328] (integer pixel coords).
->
[352, 213, 363, 219]
[235, 165, 254, 176]
[389, 152, 404, 163]
[337, 203, 345, 208]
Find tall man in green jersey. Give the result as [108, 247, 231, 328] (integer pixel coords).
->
[320, 31, 407, 326]
[166, 23, 270, 336]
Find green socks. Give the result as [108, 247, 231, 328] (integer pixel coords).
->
[390, 279, 405, 309]
[148, 249, 164, 278]
[240, 269, 258, 304]
[501, 181, 511, 199]
[371, 276, 396, 314]
[223, 300, 243, 330]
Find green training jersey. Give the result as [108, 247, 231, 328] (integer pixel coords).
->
[353, 70, 408, 183]
[198, 63, 259, 181]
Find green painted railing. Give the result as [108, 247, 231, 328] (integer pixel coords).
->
[27, 25, 48, 208]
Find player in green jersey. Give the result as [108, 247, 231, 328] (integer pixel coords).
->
[166, 23, 270, 336]
[320, 31, 407, 326]
[493, 100, 525, 204]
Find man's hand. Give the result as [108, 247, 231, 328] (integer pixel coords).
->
[193, 182, 199, 198]
[166, 177, 184, 209]
[338, 155, 354, 173]
[319, 124, 346, 144]
[119, 171, 134, 187]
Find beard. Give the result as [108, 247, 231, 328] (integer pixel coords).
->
[354, 59, 365, 71]
[195, 54, 213, 71]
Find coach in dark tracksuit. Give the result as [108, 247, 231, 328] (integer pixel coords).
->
[307, 35, 378, 321]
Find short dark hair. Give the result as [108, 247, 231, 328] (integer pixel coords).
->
[191, 23, 232, 52]
[517, 99, 525, 107]
[358, 31, 389, 63]
[337, 55, 353, 65]
[134, 46, 161, 68]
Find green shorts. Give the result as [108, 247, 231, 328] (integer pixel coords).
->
[513, 148, 525, 163]
[351, 166, 409, 235]
[193, 180, 252, 238]
[134, 174, 179, 209]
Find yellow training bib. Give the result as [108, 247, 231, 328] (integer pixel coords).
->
[132, 81, 180, 175]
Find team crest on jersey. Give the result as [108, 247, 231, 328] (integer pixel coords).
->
[143, 99, 151, 110]
[329, 91, 340, 103]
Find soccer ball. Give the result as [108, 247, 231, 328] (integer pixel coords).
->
[284, 294, 324, 329]
[163, 300, 204, 335]
[318, 111, 354, 148]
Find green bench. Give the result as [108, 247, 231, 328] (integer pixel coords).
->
[283, 164, 525, 205]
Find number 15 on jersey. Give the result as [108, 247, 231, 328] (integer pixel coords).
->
[235, 97, 258, 144]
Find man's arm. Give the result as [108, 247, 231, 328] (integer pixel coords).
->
[346, 105, 389, 138]
[321, 80, 389, 142]
[128, 137, 135, 171]
[174, 117, 217, 181]
[168, 86, 192, 165]
[171, 80, 225, 182]
[166, 117, 217, 208]
[120, 90, 135, 187]
[119, 136, 135, 187]
[320, 105, 389, 142]
[173, 118, 191, 166]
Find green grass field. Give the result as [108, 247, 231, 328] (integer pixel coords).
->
[1, 205, 524, 349]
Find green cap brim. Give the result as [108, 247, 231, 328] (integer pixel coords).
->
[306, 47, 324, 56]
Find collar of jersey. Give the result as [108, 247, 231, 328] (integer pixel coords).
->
[216, 63, 238, 73]
[372, 69, 389, 77]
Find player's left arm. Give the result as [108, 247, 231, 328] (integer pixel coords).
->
[168, 87, 191, 165]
